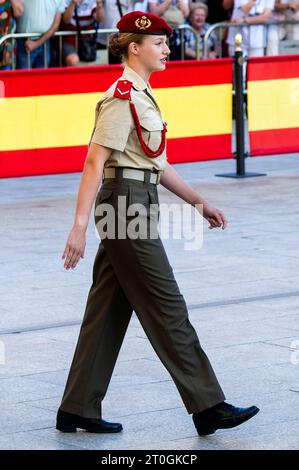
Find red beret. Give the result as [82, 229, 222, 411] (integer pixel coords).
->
[116, 11, 173, 37]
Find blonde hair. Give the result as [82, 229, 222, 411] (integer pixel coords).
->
[189, 2, 208, 19]
[108, 32, 146, 61]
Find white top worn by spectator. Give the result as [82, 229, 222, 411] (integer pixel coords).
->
[64, 0, 101, 28]
[227, 0, 275, 49]
[131, 0, 149, 10]
[278, 0, 299, 18]
[16, 0, 66, 33]
[149, 0, 189, 16]
[148, 0, 189, 47]
[277, 0, 299, 40]
[97, 1, 149, 46]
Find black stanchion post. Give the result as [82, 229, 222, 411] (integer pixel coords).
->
[215, 33, 266, 178]
[235, 34, 246, 176]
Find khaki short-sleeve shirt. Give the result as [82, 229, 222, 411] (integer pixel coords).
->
[90, 65, 168, 173]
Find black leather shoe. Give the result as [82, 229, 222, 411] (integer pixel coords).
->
[56, 409, 123, 433]
[192, 402, 260, 436]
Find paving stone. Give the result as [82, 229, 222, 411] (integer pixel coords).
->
[1, 154, 298, 449]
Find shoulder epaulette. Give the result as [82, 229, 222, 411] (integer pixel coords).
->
[113, 79, 133, 100]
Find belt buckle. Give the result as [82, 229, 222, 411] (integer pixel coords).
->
[156, 172, 161, 185]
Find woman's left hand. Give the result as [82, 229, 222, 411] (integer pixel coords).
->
[202, 202, 228, 230]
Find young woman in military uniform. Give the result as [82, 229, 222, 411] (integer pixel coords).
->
[56, 11, 259, 436]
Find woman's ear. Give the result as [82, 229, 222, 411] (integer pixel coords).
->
[128, 42, 140, 57]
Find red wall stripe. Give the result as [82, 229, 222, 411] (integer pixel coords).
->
[0, 146, 87, 178]
[247, 54, 299, 81]
[1, 59, 233, 98]
[168, 134, 232, 163]
[0, 134, 232, 178]
[1, 65, 121, 98]
[250, 127, 299, 156]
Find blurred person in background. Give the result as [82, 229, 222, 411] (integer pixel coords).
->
[97, 1, 149, 64]
[222, 0, 234, 18]
[274, 0, 299, 40]
[189, 0, 233, 56]
[61, 0, 105, 66]
[227, 0, 275, 57]
[148, 0, 190, 59]
[185, 2, 219, 58]
[221, 0, 234, 55]
[0, 0, 23, 69]
[266, 0, 299, 55]
[190, 0, 231, 23]
[16, 0, 65, 69]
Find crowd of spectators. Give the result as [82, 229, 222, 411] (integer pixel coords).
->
[1, 1, 299, 70]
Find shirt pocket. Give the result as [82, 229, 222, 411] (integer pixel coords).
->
[139, 115, 164, 151]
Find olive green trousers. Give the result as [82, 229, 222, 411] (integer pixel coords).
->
[59, 177, 225, 418]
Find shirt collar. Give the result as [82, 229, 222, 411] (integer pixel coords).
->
[121, 64, 161, 114]
[121, 64, 149, 92]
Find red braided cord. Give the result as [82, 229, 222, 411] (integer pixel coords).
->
[129, 101, 166, 158]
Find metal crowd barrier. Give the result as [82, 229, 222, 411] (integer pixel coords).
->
[0, 24, 199, 70]
[203, 19, 299, 59]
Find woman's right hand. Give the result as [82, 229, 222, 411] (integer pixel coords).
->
[62, 225, 86, 270]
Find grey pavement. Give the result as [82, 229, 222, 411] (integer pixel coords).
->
[0, 153, 299, 450]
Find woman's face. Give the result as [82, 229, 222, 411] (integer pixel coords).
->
[131, 34, 171, 72]
[190, 8, 207, 29]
